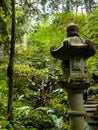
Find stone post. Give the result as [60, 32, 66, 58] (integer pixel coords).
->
[50, 23, 96, 130]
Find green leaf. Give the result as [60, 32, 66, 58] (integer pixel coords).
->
[84, 122, 92, 130]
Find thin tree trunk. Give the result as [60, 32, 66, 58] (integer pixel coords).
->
[89, 0, 93, 13]
[76, 0, 79, 14]
[84, 0, 92, 16]
[66, 0, 70, 11]
[7, 0, 15, 124]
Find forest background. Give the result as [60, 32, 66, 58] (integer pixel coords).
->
[0, 0, 98, 129]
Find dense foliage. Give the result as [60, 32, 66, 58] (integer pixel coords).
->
[0, 0, 98, 129]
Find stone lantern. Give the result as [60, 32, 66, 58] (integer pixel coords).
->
[50, 23, 96, 130]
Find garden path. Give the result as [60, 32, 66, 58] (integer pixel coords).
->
[84, 97, 98, 130]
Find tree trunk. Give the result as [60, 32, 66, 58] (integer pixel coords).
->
[76, 0, 79, 14]
[84, 0, 93, 16]
[89, 0, 93, 13]
[7, 0, 15, 124]
[66, 0, 70, 11]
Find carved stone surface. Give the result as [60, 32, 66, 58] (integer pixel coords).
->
[71, 57, 81, 71]
[50, 22, 96, 130]
[50, 23, 96, 81]
[50, 36, 96, 60]
[70, 57, 85, 79]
